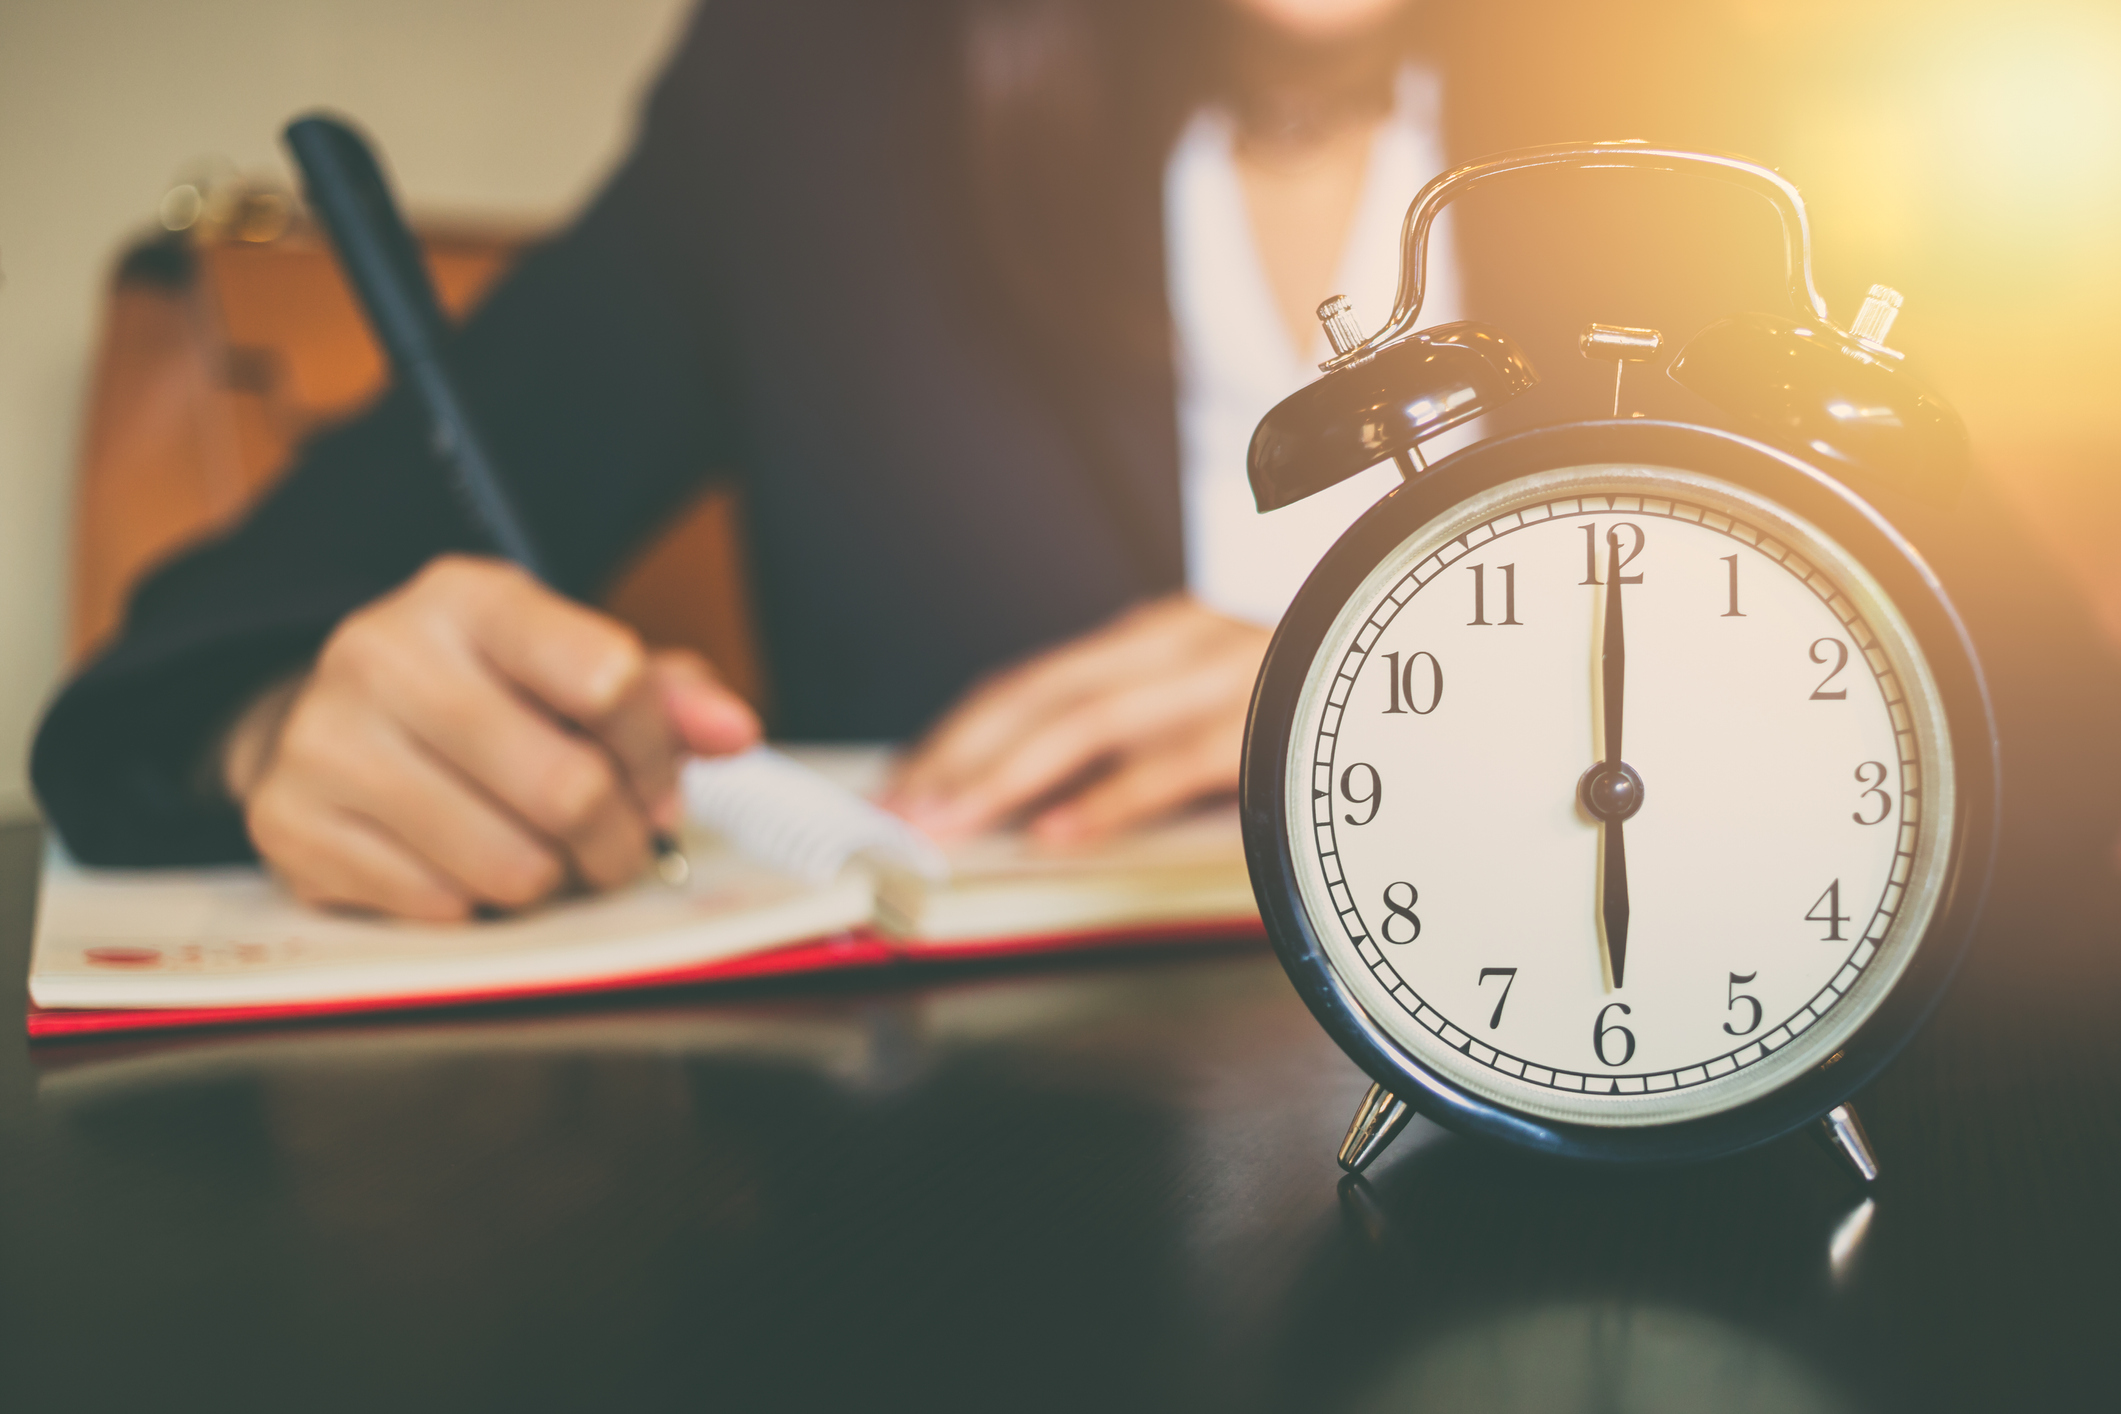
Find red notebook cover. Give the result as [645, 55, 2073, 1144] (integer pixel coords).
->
[26, 918, 1264, 1041]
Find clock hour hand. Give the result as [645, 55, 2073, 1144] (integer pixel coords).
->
[1580, 532, 1643, 988]
[1602, 818, 1631, 988]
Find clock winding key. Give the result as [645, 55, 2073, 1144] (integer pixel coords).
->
[1580, 323, 1664, 417]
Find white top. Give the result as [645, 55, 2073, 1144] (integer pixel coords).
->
[1166, 66, 1470, 626]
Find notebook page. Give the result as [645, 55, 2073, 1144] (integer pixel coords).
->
[29, 831, 873, 1010]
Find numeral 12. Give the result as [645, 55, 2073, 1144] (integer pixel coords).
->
[1580, 523, 1644, 585]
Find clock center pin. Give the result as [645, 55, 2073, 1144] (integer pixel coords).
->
[1578, 761, 1646, 822]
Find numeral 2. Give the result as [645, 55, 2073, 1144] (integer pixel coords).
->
[1810, 638, 1850, 699]
[1381, 651, 1442, 715]
[1467, 563, 1522, 625]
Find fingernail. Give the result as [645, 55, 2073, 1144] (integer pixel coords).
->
[1031, 809, 1083, 846]
[909, 794, 987, 843]
[896, 793, 948, 829]
[586, 646, 641, 711]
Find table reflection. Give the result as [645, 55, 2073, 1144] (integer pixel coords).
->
[15, 937, 2110, 1413]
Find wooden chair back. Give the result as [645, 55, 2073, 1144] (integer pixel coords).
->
[70, 196, 767, 708]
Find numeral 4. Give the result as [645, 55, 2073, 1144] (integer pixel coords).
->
[1807, 879, 1850, 941]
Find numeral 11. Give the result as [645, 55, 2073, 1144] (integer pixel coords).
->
[1467, 563, 1521, 626]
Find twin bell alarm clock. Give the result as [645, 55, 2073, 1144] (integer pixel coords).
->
[1240, 143, 1997, 1183]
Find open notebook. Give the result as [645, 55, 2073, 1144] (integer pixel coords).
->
[27, 746, 1261, 1038]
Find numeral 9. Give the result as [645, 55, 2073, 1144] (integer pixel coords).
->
[1339, 763, 1382, 826]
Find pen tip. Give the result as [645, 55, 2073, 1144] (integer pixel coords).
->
[652, 834, 691, 887]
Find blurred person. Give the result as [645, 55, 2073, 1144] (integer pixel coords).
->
[33, 0, 1473, 920]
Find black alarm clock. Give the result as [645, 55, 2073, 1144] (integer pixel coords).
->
[1240, 143, 1998, 1183]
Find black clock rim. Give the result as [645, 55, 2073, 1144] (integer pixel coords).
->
[1239, 420, 2000, 1167]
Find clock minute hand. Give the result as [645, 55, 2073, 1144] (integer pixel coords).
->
[1603, 531, 1625, 764]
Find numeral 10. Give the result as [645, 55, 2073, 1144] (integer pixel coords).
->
[1381, 651, 1443, 715]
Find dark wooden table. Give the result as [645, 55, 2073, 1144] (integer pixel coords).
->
[1, 814, 2116, 1414]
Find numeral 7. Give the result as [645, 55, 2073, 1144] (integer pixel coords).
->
[1478, 967, 1519, 1029]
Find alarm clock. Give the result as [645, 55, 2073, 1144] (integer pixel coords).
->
[1240, 143, 1998, 1182]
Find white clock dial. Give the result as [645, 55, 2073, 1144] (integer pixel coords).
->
[1285, 465, 1957, 1126]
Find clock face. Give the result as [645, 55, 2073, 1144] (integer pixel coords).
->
[1283, 463, 1957, 1127]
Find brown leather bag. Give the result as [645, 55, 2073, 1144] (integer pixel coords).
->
[70, 187, 768, 708]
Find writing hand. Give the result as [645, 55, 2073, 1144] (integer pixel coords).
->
[221, 555, 760, 920]
[886, 595, 1268, 845]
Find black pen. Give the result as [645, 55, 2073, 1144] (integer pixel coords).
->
[283, 111, 691, 887]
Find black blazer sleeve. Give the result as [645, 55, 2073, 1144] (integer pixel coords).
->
[30, 31, 739, 866]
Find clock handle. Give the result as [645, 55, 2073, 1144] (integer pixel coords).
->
[1323, 142, 1832, 373]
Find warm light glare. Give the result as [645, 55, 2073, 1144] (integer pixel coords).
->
[1936, 24, 2121, 227]
[1772, 1, 2121, 455]
[1781, 4, 2121, 275]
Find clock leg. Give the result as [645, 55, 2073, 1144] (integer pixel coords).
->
[1338, 1082, 1414, 1173]
[1813, 1102, 1881, 1184]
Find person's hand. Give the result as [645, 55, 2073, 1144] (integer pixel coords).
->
[887, 594, 1269, 845]
[221, 555, 759, 921]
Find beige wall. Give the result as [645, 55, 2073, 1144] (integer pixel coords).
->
[0, 0, 694, 816]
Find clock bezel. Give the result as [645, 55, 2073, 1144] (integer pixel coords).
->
[1240, 421, 1999, 1165]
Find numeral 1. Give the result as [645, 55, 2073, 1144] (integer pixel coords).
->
[1467, 563, 1521, 625]
[1720, 554, 1745, 617]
